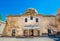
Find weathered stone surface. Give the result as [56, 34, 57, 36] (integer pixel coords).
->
[2, 8, 60, 37]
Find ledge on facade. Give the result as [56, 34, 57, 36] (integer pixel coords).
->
[43, 15, 56, 17]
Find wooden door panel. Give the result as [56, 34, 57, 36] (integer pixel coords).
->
[24, 30, 29, 37]
[29, 29, 33, 36]
[24, 29, 33, 37]
[33, 29, 39, 37]
[24, 29, 39, 37]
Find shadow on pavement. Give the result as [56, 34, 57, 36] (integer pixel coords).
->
[48, 35, 60, 41]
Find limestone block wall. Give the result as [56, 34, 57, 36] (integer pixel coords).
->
[16, 15, 42, 36]
[39, 17, 49, 36]
[43, 16, 57, 34]
[0, 22, 6, 35]
[3, 15, 57, 37]
[2, 8, 60, 37]
[56, 15, 60, 32]
[2, 16, 20, 36]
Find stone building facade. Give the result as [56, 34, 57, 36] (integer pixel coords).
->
[0, 21, 6, 36]
[2, 8, 60, 37]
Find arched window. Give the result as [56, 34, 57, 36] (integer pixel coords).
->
[30, 16, 33, 20]
[25, 18, 27, 22]
[36, 18, 38, 22]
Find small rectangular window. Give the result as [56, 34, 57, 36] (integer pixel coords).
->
[25, 18, 27, 22]
[30, 16, 33, 20]
[36, 18, 38, 22]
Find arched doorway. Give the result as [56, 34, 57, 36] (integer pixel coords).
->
[24, 29, 40, 37]
[48, 29, 51, 36]
[24, 29, 33, 37]
[12, 29, 15, 37]
[33, 29, 40, 37]
[24, 25, 40, 37]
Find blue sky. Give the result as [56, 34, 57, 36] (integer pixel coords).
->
[0, 0, 60, 21]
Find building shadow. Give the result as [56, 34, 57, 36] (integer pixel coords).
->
[55, 38, 60, 41]
[48, 35, 60, 41]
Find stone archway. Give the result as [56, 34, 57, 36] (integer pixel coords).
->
[11, 28, 16, 37]
[48, 29, 51, 35]
[24, 29, 40, 37]
[23, 25, 40, 37]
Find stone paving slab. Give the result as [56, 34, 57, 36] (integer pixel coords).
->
[0, 37, 55, 41]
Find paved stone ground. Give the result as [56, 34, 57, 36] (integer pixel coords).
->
[0, 37, 57, 41]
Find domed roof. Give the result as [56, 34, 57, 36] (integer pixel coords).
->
[25, 8, 38, 15]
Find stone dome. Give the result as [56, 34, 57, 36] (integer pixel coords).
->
[25, 8, 38, 15]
